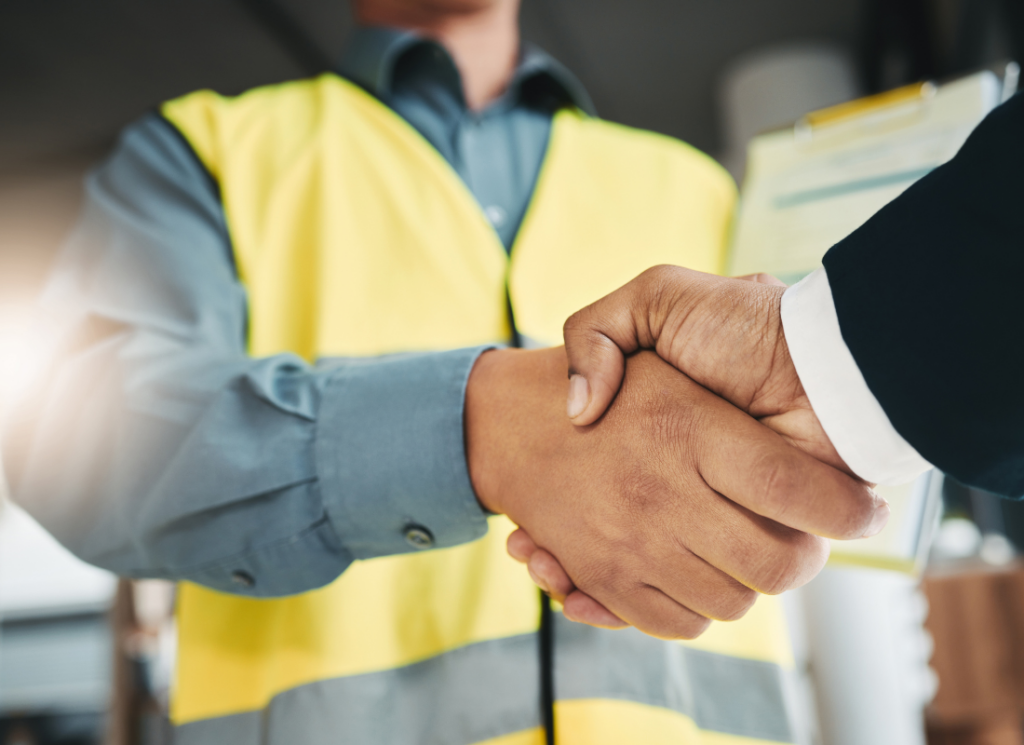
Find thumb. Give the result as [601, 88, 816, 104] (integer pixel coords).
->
[563, 326, 629, 426]
[562, 288, 644, 426]
[563, 265, 711, 425]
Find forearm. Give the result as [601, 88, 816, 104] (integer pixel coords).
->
[5, 317, 494, 596]
[781, 268, 932, 486]
[820, 92, 1024, 495]
[5, 334, 339, 592]
[3, 114, 492, 596]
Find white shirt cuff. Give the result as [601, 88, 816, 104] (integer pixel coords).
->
[780, 268, 932, 486]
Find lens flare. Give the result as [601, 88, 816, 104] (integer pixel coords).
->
[0, 305, 61, 415]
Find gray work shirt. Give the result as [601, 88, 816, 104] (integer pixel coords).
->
[5, 28, 593, 596]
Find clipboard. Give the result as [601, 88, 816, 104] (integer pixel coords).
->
[728, 65, 1017, 574]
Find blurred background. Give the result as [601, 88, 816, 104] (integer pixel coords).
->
[1, 0, 1023, 743]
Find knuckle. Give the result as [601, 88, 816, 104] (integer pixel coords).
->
[639, 612, 711, 642]
[799, 533, 831, 579]
[757, 454, 802, 521]
[562, 308, 589, 338]
[640, 264, 670, 283]
[668, 614, 712, 641]
[753, 544, 803, 596]
[642, 264, 681, 288]
[715, 586, 759, 622]
[647, 390, 700, 447]
[531, 552, 573, 595]
[755, 533, 828, 595]
[838, 491, 877, 538]
[573, 554, 639, 601]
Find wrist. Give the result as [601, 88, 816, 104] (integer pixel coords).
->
[750, 289, 804, 415]
[697, 279, 793, 416]
[465, 348, 510, 514]
[464, 346, 568, 516]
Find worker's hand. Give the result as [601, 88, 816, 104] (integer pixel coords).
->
[513, 266, 881, 628]
[507, 526, 627, 628]
[467, 347, 887, 639]
[514, 266, 883, 629]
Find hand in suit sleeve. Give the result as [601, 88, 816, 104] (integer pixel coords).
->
[560, 93, 1024, 497]
[516, 93, 1024, 626]
[819, 91, 1024, 497]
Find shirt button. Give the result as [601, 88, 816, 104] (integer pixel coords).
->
[231, 570, 255, 588]
[405, 524, 434, 550]
[485, 205, 507, 227]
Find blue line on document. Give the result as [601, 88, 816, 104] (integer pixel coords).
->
[774, 165, 938, 209]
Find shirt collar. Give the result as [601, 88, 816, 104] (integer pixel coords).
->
[336, 25, 596, 116]
[515, 42, 596, 116]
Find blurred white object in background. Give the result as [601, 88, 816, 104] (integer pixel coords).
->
[0, 496, 116, 619]
[931, 515, 1018, 566]
[800, 567, 936, 745]
[979, 533, 1016, 566]
[930, 517, 983, 560]
[0, 470, 117, 717]
[780, 590, 820, 745]
[717, 43, 862, 182]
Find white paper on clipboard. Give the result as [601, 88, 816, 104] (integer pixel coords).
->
[728, 70, 1006, 573]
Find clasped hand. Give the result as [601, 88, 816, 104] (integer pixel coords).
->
[467, 273, 888, 639]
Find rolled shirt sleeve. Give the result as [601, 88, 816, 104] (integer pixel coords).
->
[316, 348, 489, 561]
[2, 114, 490, 598]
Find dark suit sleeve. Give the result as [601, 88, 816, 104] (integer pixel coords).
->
[823, 92, 1024, 497]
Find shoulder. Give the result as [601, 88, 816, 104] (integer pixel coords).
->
[159, 75, 368, 173]
[87, 112, 221, 214]
[161, 74, 351, 123]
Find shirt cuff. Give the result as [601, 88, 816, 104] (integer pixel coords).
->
[315, 346, 493, 560]
[781, 268, 932, 485]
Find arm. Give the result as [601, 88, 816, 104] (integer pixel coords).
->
[469, 347, 884, 637]
[2, 115, 490, 597]
[559, 93, 1024, 497]
[821, 91, 1024, 495]
[528, 94, 1024, 626]
[4, 116, 882, 637]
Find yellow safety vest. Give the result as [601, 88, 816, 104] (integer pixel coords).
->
[162, 74, 796, 745]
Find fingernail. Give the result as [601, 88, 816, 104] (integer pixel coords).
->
[528, 565, 552, 595]
[567, 375, 590, 420]
[862, 499, 891, 538]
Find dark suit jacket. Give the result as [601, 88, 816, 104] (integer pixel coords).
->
[824, 92, 1023, 497]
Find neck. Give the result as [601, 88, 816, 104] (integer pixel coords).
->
[355, 1, 520, 111]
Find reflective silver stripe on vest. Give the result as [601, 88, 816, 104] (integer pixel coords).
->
[554, 616, 794, 742]
[174, 614, 794, 745]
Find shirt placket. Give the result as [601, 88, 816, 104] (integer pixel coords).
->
[457, 109, 520, 250]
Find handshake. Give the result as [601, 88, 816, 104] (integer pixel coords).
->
[466, 266, 889, 640]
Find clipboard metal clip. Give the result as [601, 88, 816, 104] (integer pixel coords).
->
[794, 81, 937, 143]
